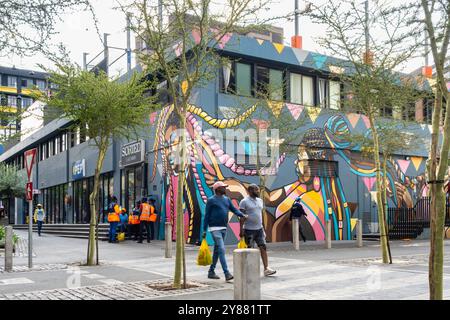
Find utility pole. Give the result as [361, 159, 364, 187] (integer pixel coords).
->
[126, 13, 132, 74]
[104, 33, 110, 77]
[424, 27, 429, 66]
[295, 0, 299, 36]
[83, 53, 89, 71]
[365, 0, 369, 56]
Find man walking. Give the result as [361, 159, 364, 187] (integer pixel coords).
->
[239, 184, 276, 276]
[33, 204, 46, 236]
[290, 196, 308, 242]
[203, 181, 247, 281]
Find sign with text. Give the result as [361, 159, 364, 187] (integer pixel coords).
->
[72, 159, 86, 180]
[24, 148, 37, 182]
[120, 140, 145, 167]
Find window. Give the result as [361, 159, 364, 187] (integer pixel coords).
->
[22, 97, 33, 108]
[36, 80, 46, 91]
[61, 132, 67, 152]
[381, 106, 393, 118]
[235, 63, 252, 96]
[329, 81, 341, 110]
[290, 73, 315, 106]
[318, 78, 329, 108]
[7, 96, 17, 107]
[55, 136, 60, 155]
[256, 66, 284, 100]
[423, 99, 433, 124]
[7, 76, 17, 88]
[402, 103, 416, 122]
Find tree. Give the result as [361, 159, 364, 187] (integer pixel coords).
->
[0, 163, 26, 199]
[40, 62, 156, 266]
[0, 0, 95, 57]
[309, 0, 424, 263]
[419, 0, 450, 301]
[122, 0, 285, 288]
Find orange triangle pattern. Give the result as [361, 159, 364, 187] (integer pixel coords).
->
[410, 156, 423, 171]
[273, 43, 284, 54]
[268, 101, 283, 118]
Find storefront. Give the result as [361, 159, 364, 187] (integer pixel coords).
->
[120, 140, 147, 212]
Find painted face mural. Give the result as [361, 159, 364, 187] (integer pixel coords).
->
[151, 105, 428, 245]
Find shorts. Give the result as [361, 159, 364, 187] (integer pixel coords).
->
[244, 228, 266, 247]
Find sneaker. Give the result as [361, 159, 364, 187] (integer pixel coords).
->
[264, 268, 276, 276]
[208, 272, 220, 280]
[225, 274, 234, 281]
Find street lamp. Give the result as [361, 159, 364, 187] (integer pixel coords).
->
[292, 1, 312, 49]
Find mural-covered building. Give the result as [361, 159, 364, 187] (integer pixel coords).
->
[0, 29, 441, 244]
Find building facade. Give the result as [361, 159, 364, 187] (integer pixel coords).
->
[0, 31, 443, 244]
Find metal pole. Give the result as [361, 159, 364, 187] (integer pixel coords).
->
[357, 219, 363, 247]
[83, 53, 89, 71]
[295, 0, 299, 36]
[365, 0, 369, 55]
[165, 222, 172, 258]
[424, 27, 429, 66]
[326, 219, 331, 249]
[28, 200, 33, 268]
[126, 13, 132, 74]
[104, 33, 110, 76]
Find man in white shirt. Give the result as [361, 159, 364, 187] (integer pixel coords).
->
[239, 184, 276, 276]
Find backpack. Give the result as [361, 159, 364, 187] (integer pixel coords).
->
[290, 199, 307, 219]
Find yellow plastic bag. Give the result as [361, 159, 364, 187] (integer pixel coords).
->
[117, 232, 125, 241]
[237, 237, 247, 249]
[197, 239, 212, 266]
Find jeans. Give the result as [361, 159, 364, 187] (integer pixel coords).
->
[37, 221, 43, 236]
[209, 229, 230, 276]
[109, 222, 118, 242]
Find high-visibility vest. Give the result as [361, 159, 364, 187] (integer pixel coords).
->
[108, 204, 121, 222]
[129, 213, 140, 225]
[140, 203, 154, 221]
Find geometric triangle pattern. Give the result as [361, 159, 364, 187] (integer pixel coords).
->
[362, 177, 376, 191]
[396, 160, 410, 174]
[286, 103, 304, 120]
[347, 113, 361, 129]
[360, 115, 371, 129]
[273, 43, 284, 54]
[410, 156, 423, 171]
[306, 106, 322, 124]
[268, 100, 283, 118]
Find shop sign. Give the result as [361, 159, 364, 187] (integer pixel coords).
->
[121, 140, 145, 167]
[72, 159, 86, 180]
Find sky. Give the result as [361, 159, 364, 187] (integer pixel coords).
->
[0, 0, 425, 76]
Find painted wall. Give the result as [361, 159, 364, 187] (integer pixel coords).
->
[150, 102, 429, 245]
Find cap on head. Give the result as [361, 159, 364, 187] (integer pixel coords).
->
[213, 181, 228, 191]
[37, 204, 42, 208]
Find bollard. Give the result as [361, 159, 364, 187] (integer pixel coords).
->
[357, 219, 363, 248]
[292, 218, 300, 251]
[233, 249, 260, 300]
[5, 226, 13, 272]
[165, 222, 172, 258]
[326, 220, 332, 249]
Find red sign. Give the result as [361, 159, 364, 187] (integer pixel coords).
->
[24, 148, 37, 182]
[26, 182, 33, 201]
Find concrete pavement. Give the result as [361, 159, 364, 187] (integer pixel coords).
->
[0, 230, 449, 300]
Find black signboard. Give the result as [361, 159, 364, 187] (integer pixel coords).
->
[121, 140, 145, 167]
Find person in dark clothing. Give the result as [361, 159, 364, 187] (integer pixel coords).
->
[290, 196, 308, 242]
[129, 201, 141, 240]
[202, 181, 247, 281]
[148, 198, 157, 240]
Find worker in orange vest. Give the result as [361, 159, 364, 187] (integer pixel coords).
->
[129, 200, 141, 240]
[138, 197, 154, 243]
[107, 196, 121, 243]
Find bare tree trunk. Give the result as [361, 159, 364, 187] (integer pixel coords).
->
[382, 156, 392, 264]
[87, 144, 107, 266]
[369, 116, 389, 263]
[174, 110, 186, 288]
[430, 95, 450, 300]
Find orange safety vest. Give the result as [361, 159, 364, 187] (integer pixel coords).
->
[129, 213, 140, 225]
[140, 203, 154, 221]
[108, 204, 121, 222]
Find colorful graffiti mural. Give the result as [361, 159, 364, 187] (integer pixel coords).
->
[150, 103, 428, 245]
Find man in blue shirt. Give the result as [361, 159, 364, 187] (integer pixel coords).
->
[203, 181, 247, 281]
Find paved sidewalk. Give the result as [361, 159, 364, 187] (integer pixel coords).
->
[0, 231, 449, 300]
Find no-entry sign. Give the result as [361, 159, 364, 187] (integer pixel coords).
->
[24, 148, 37, 182]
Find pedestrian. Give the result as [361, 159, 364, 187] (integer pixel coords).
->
[33, 204, 46, 236]
[202, 181, 247, 281]
[129, 201, 141, 240]
[290, 196, 308, 242]
[107, 196, 121, 243]
[119, 207, 128, 234]
[138, 197, 153, 243]
[239, 184, 276, 276]
[148, 198, 158, 240]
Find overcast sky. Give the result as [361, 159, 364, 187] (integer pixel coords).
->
[0, 0, 425, 76]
